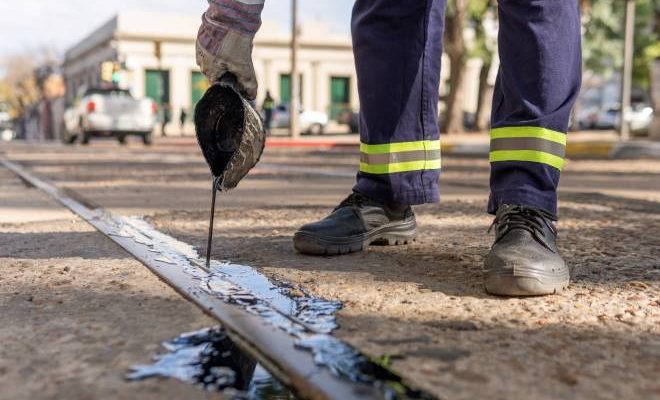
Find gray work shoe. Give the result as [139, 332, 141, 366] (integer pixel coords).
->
[293, 192, 416, 255]
[484, 204, 569, 296]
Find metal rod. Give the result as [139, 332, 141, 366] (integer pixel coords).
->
[0, 157, 394, 400]
[206, 178, 218, 268]
[289, 0, 300, 139]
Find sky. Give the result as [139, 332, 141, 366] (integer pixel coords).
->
[0, 0, 353, 59]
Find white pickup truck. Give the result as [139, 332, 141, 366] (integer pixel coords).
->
[63, 86, 157, 145]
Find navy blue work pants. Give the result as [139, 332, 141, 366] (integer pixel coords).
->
[352, 0, 582, 216]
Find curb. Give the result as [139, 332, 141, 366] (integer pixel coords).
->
[265, 138, 358, 149]
[265, 140, 622, 158]
[610, 141, 660, 159]
[155, 136, 660, 159]
[441, 141, 660, 158]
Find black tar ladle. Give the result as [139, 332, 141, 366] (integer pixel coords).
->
[194, 74, 266, 268]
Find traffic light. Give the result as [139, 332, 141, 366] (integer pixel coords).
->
[101, 62, 114, 82]
[112, 63, 121, 84]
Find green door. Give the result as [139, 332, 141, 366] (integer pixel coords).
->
[279, 74, 291, 104]
[330, 77, 350, 120]
[145, 70, 170, 106]
[279, 73, 303, 105]
[191, 71, 209, 111]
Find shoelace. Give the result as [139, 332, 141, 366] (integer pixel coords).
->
[489, 205, 557, 247]
[334, 192, 369, 211]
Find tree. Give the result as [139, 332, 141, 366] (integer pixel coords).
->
[440, 0, 658, 134]
[468, 0, 497, 131]
[0, 54, 40, 119]
[442, 0, 498, 133]
[632, 0, 660, 90]
[0, 48, 59, 119]
[442, 0, 470, 134]
[582, 0, 659, 90]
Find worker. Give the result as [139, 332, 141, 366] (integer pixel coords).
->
[196, 0, 581, 297]
[262, 90, 275, 134]
[179, 107, 188, 136]
[161, 102, 172, 137]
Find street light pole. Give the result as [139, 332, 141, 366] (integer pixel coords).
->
[289, 0, 300, 138]
[154, 40, 166, 137]
[619, 0, 635, 141]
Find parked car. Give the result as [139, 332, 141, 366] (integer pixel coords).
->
[577, 102, 654, 134]
[0, 120, 15, 142]
[63, 86, 157, 145]
[270, 104, 329, 135]
[629, 104, 655, 133]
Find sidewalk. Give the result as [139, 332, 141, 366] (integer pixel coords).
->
[154, 130, 660, 158]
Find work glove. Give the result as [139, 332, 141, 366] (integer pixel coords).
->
[196, 0, 265, 100]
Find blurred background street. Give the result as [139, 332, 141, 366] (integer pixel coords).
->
[1, 1, 659, 399]
[0, 0, 658, 143]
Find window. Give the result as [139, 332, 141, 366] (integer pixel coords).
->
[145, 69, 171, 106]
[330, 76, 350, 120]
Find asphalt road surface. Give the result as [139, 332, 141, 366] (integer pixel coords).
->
[1, 139, 659, 399]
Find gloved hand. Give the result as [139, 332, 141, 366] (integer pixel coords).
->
[196, 0, 265, 100]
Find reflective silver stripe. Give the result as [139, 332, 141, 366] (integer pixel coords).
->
[360, 149, 442, 165]
[490, 137, 566, 158]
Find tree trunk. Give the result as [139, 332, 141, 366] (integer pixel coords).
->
[442, 0, 469, 134]
[570, 93, 581, 132]
[475, 60, 492, 131]
[444, 56, 466, 133]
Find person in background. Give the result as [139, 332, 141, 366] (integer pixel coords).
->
[161, 102, 171, 137]
[179, 108, 188, 136]
[196, 0, 581, 297]
[262, 91, 275, 135]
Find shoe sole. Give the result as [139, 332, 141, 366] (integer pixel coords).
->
[484, 270, 569, 297]
[293, 219, 417, 256]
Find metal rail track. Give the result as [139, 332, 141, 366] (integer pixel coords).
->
[0, 157, 434, 400]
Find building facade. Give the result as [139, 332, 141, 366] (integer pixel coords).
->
[62, 12, 360, 135]
[62, 12, 487, 136]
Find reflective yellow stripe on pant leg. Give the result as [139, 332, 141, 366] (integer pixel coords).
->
[359, 140, 441, 174]
[489, 150, 565, 170]
[490, 127, 566, 145]
[489, 127, 566, 171]
[360, 140, 442, 154]
[359, 159, 442, 174]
